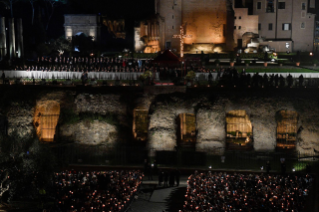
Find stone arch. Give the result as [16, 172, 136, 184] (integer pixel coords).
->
[276, 110, 298, 150]
[34, 101, 60, 142]
[133, 108, 149, 141]
[75, 32, 87, 36]
[226, 110, 253, 150]
[178, 113, 196, 144]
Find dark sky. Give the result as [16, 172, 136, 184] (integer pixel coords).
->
[66, 0, 154, 19]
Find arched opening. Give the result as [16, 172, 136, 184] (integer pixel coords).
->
[75, 32, 86, 36]
[276, 110, 298, 150]
[34, 101, 60, 142]
[226, 110, 253, 150]
[179, 113, 196, 143]
[133, 108, 149, 141]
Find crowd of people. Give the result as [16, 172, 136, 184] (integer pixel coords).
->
[183, 171, 312, 212]
[13, 56, 151, 73]
[9, 56, 206, 76]
[53, 170, 143, 212]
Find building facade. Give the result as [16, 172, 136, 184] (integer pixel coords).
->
[253, 0, 316, 52]
[315, 21, 319, 52]
[64, 15, 101, 42]
[233, 7, 259, 48]
[135, 0, 234, 54]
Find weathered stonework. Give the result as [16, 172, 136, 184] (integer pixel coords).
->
[196, 98, 227, 155]
[60, 120, 117, 145]
[1, 88, 319, 157]
[75, 94, 126, 116]
[7, 102, 34, 138]
[64, 15, 101, 42]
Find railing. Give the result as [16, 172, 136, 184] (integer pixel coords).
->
[51, 143, 319, 173]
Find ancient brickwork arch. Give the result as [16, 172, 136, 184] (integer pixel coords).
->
[276, 110, 298, 150]
[226, 110, 253, 150]
[178, 113, 196, 143]
[34, 101, 60, 142]
[133, 108, 149, 141]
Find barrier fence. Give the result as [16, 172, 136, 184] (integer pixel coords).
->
[51, 143, 319, 173]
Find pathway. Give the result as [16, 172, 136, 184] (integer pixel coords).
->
[129, 178, 187, 212]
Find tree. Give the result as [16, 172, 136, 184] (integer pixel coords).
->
[17, 0, 38, 25]
[72, 34, 95, 55]
[29, 0, 36, 25]
[50, 37, 72, 55]
[0, 0, 19, 18]
[44, 0, 67, 31]
[0, 131, 56, 203]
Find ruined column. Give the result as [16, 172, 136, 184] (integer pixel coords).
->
[16, 19, 24, 59]
[8, 18, 15, 59]
[0, 17, 6, 60]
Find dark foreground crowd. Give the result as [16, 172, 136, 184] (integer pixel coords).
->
[53, 170, 143, 212]
[183, 171, 313, 212]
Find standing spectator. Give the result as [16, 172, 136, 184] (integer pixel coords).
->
[169, 170, 175, 187]
[175, 169, 180, 186]
[266, 161, 271, 174]
[164, 171, 169, 187]
[281, 161, 286, 174]
[148, 163, 153, 180]
[1, 71, 5, 84]
[158, 170, 163, 186]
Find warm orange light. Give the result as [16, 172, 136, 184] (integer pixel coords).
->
[173, 25, 192, 58]
[34, 101, 60, 142]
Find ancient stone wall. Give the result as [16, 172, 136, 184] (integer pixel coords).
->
[182, 0, 228, 45]
[1, 88, 319, 156]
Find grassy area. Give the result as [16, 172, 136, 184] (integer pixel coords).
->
[244, 67, 319, 73]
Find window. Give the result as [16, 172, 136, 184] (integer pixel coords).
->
[286, 43, 290, 49]
[172, 26, 174, 29]
[282, 23, 291, 30]
[278, 2, 285, 9]
[234, 16, 237, 19]
[234, 26, 236, 30]
[257, 2, 261, 9]
[269, 23, 273, 30]
[172, 15, 174, 19]
[172, 6, 174, 10]
[302, 2, 306, 10]
[301, 22, 305, 29]
[238, 26, 241, 30]
[239, 16, 241, 19]
[266, 0, 274, 13]
[258, 23, 261, 30]
[301, 11, 306, 18]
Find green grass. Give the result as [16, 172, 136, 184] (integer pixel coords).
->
[244, 68, 319, 73]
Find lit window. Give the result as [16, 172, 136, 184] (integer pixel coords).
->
[282, 23, 291, 31]
[286, 43, 290, 49]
